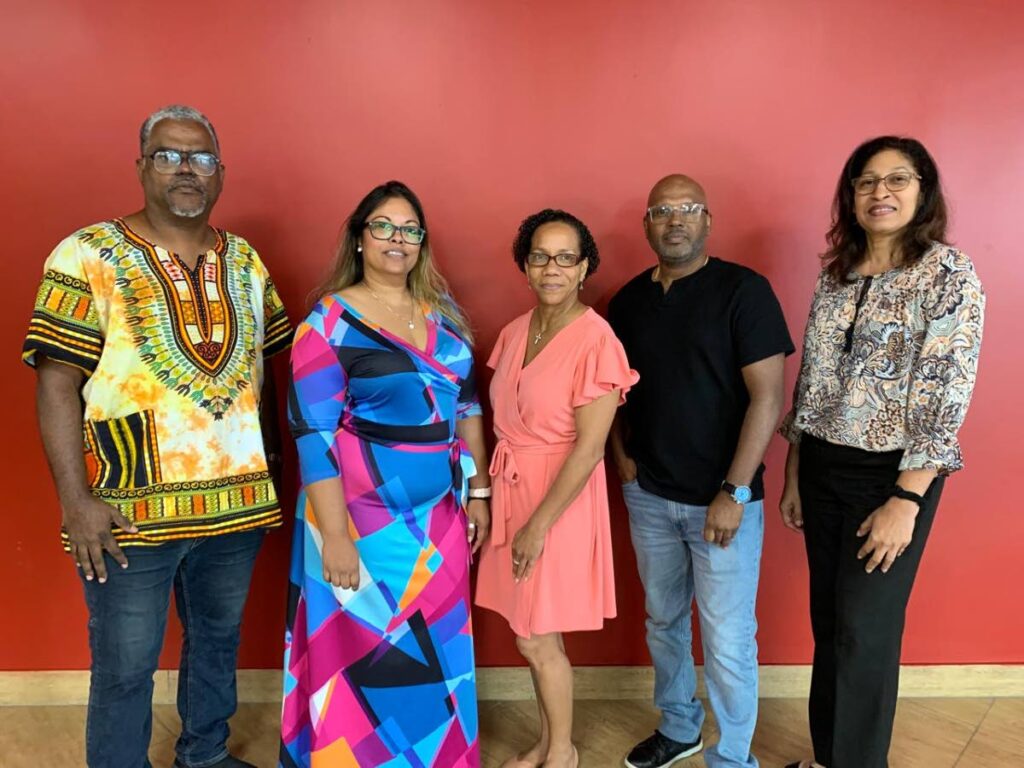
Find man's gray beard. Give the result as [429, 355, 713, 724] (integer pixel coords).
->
[167, 192, 208, 219]
[658, 230, 709, 265]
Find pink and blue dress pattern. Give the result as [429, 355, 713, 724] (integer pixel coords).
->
[281, 294, 480, 767]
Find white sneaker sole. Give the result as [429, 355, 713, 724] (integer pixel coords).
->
[623, 739, 704, 768]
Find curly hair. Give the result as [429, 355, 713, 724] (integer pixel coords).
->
[824, 136, 948, 282]
[512, 208, 600, 279]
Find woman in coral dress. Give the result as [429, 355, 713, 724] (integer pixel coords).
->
[476, 209, 638, 768]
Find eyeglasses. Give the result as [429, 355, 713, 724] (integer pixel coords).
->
[364, 220, 426, 245]
[145, 149, 220, 177]
[851, 172, 920, 195]
[647, 203, 710, 223]
[526, 251, 584, 267]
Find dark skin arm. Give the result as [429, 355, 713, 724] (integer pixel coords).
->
[35, 357, 137, 583]
[260, 357, 284, 490]
[703, 353, 786, 547]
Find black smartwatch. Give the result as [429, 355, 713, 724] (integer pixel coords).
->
[890, 485, 925, 509]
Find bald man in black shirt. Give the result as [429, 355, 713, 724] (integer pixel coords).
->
[610, 175, 794, 768]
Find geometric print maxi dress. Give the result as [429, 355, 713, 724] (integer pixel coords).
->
[281, 293, 481, 768]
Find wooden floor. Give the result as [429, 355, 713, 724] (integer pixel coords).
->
[0, 698, 1020, 767]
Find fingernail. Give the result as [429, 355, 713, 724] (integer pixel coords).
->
[86, 575, 93, 581]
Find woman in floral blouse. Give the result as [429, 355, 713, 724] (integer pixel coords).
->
[779, 136, 985, 768]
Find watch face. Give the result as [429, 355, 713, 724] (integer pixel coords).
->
[735, 486, 752, 504]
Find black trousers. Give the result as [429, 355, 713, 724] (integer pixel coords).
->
[798, 435, 943, 768]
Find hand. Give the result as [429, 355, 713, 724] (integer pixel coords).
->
[63, 495, 138, 584]
[466, 499, 491, 556]
[704, 491, 744, 548]
[779, 480, 804, 532]
[322, 532, 361, 589]
[511, 519, 546, 582]
[616, 456, 638, 484]
[857, 498, 917, 574]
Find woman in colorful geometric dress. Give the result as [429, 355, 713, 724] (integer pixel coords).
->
[475, 209, 638, 768]
[280, 181, 490, 768]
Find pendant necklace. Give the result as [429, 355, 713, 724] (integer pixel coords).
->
[367, 286, 415, 330]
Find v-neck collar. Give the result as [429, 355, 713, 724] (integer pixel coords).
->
[519, 306, 592, 372]
[331, 293, 437, 358]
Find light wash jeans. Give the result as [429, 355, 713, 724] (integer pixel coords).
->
[623, 480, 763, 768]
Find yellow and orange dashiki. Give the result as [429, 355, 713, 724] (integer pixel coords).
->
[22, 219, 293, 548]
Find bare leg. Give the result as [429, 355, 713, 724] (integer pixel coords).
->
[500, 665, 550, 768]
[516, 632, 576, 768]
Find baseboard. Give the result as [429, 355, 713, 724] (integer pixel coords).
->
[1, 665, 1021, 706]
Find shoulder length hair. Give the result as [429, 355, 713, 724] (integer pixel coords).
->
[824, 136, 949, 282]
[315, 180, 473, 343]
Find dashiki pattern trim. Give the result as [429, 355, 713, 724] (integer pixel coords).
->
[24, 269, 103, 374]
[59, 471, 280, 550]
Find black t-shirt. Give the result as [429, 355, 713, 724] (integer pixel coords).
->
[608, 258, 794, 505]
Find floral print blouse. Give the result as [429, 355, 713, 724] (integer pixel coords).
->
[780, 243, 984, 474]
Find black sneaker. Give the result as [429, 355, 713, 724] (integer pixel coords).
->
[624, 730, 703, 768]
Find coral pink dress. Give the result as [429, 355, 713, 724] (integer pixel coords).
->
[475, 308, 638, 637]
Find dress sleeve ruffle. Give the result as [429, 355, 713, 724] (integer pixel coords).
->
[571, 327, 639, 408]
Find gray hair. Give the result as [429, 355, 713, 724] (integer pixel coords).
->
[139, 105, 220, 156]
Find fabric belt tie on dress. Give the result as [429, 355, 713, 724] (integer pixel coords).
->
[488, 438, 574, 546]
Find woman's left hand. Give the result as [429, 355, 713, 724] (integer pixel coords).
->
[856, 498, 918, 574]
[511, 520, 546, 582]
[466, 499, 490, 556]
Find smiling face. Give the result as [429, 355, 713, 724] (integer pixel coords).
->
[643, 175, 711, 266]
[360, 196, 422, 282]
[853, 149, 922, 240]
[137, 119, 222, 219]
[526, 221, 588, 308]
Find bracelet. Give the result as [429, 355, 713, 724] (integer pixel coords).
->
[891, 485, 925, 509]
[467, 487, 492, 499]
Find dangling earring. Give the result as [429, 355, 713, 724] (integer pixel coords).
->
[356, 244, 362, 253]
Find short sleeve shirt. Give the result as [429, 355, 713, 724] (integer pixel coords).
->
[23, 219, 293, 548]
[608, 257, 794, 505]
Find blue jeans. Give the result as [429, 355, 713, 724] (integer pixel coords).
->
[80, 529, 265, 768]
[623, 481, 763, 768]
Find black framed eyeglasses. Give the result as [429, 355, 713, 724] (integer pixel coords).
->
[851, 172, 920, 196]
[526, 251, 584, 267]
[364, 220, 426, 245]
[145, 149, 220, 177]
[647, 203, 709, 222]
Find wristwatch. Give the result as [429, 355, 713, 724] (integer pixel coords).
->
[721, 481, 752, 505]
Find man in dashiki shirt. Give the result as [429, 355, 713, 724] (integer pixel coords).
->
[22, 105, 292, 768]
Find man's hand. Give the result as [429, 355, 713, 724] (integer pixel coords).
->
[704, 491, 744, 548]
[615, 456, 638, 484]
[63, 495, 138, 583]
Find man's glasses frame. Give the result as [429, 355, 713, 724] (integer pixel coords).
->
[144, 149, 221, 177]
[647, 203, 710, 223]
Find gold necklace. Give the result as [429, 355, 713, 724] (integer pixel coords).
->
[366, 285, 416, 330]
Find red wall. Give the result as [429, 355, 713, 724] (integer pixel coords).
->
[3, 0, 1022, 671]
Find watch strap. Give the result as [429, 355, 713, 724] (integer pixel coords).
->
[891, 485, 925, 508]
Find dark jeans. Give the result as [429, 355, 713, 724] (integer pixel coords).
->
[798, 435, 942, 768]
[80, 529, 265, 768]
